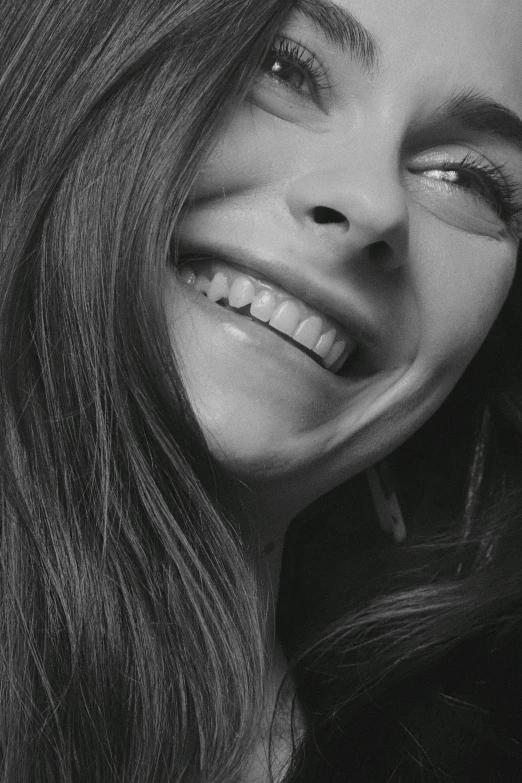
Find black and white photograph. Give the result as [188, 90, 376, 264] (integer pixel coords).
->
[1, 0, 521, 780]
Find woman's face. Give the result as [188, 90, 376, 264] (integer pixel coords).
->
[165, 0, 522, 510]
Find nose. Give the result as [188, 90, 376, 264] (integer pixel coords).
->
[285, 156, 409, 267]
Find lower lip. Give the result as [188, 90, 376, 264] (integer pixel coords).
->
[174, 279, 360, 392]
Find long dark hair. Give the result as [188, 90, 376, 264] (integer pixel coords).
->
[0, 1, 294, 780]
[278, 260, 522, 780]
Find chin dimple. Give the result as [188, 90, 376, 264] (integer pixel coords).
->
[177, 260, 356, 373]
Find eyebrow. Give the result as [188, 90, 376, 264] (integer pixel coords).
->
[436, 90, 522, 155]
[293, 0, 379, 72]
[288, 5, 522, 156]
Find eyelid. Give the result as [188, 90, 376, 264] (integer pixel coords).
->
[408, 148, 513, 195]
[265, 33, 333, 106]
[407, 147, 522, 229]
[408, 145, 512, 174]
[279, 34, 331, 84]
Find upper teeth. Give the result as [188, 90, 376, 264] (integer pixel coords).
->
[177, 261, 355, 372]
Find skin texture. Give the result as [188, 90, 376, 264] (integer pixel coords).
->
[165, 0, 522, 530]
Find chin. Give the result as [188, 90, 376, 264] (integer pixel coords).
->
[181, 350, 348, 481]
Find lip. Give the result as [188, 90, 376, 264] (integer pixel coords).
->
[176, 240, 380, 356]
[170, 272, 371, 395]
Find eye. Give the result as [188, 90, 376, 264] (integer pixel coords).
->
[420, 154, 522, 228]
[264, 52, 309, 93]
[259, 37, 329, 100]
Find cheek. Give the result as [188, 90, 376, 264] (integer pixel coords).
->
[411, 223, 518, 380]
[191, 103, 310, 199]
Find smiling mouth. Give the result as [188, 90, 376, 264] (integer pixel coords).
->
[176, 256, 357, 373]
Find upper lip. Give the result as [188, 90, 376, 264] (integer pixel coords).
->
[177, 240, 380, 350]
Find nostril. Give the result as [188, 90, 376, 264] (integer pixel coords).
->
[312, 206, 347, 225]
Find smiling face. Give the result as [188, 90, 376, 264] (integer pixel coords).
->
[164, 0, 522, 515]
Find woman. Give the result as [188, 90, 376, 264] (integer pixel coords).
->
[1, 0, 522, 780]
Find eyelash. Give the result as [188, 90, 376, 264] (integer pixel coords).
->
[434, 154, 522, 226]
[261, 36, 329, 99]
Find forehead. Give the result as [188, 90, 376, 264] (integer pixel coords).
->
[330, 0, 522, 113]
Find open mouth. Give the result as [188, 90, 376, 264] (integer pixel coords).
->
[176, 256, 357, 374]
